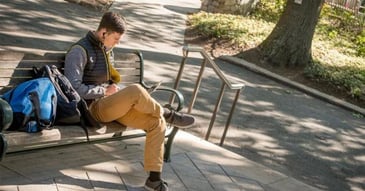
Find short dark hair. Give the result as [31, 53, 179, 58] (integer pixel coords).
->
[97, 12, 127, 34]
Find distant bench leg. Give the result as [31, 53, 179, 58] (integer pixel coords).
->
[0, 134, 7, 161]
[164, 127, 179, 162]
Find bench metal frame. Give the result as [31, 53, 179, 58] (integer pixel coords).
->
[0, 50, 184, 162]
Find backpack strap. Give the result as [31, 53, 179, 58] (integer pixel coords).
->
[28, 91, 43, 131]
[29, 91, 56, 130]
[79, 116, 90, 142]
[78, 99, 102, 141]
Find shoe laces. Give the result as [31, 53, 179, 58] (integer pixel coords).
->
[165, 110, 176, 129]
[164, 104, 176, 129]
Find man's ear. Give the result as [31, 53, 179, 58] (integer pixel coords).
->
[99, 28, 107, 38]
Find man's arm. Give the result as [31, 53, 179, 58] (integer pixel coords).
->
[64, 46, 105, 100]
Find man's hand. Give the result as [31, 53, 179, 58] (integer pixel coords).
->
[105, 83, 120, 96]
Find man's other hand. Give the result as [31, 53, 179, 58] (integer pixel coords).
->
[105, 83, 120, 96]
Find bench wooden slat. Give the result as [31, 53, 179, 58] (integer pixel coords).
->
[0, 51, 64, 61]
[0, 75, 142, 90]
[0, 69, 141, 78]
[0, 76, 141, 86]
[0, 68, 33, 77]
[0, 78, 33, 90]
[0, 61, 63, 68]
[4, 122, 128, 151]
[0, 60, 141, 69]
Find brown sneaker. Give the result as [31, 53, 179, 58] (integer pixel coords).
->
[144, 179, 168, 191]
[164, 108, 195, 129]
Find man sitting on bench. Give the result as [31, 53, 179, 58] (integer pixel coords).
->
[64, 11, 195, 191]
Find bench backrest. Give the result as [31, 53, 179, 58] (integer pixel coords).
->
[0, 51, 144, 94]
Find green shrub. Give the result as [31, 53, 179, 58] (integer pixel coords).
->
[355, 31, 365, 56]
[188, 12, 273, 47]
[305, 62, 365, 99]
[251, 0, 286, 22]
[319, 5, 365, 57]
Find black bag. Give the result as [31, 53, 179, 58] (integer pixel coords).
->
[33, 65, 101, 140]
[0, 98, 13, 132]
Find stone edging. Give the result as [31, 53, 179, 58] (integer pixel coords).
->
[64, 0, 114, 11]
[221, 55, 365, 116]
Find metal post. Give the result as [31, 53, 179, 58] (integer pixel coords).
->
[188, 58, 207, 114]
[163, 127, 179, 162]
[219, 89, 241, 146]
[0, 134, 7, 161]
[170, 50, 189, 104]
[205, 83, 226, 141]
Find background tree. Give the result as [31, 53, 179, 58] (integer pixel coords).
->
[258, 0, 325, 67]
[201, 0, 260, 15]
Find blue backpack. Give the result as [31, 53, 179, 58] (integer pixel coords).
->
[1, 78, 57, 133]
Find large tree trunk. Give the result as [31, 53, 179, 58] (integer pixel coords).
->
[259, 0, 325, 67]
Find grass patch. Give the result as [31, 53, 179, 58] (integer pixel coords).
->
[188, 12, 274, 48]
[187, 3, 365, 101]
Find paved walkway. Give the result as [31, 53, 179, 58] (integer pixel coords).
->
[0, 0, 364, 191]
[0, 131, 320, 191]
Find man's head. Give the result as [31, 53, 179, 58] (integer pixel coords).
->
[96, 12, 127, 49]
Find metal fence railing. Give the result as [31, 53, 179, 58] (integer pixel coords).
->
[171, 45, 245, 146]
[325, 0, 365, 14]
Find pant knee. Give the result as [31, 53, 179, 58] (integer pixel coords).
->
[148, 117, 166, 133]
[128, 84, 146, 95]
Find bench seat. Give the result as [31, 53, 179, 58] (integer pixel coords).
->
[4, 122, 127, 152]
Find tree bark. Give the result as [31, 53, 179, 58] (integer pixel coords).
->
[259, 0, 325, 67]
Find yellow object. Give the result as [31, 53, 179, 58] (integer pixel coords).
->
[106, 50, 121, 83]
[109, 64, 121, 83]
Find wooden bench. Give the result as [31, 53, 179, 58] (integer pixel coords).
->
[0, 50, 184, 162]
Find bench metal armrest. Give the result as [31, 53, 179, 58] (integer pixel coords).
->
[152, 87, 184, 112]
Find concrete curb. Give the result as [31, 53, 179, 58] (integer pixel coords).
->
[221, 55, 365, 116]
[64, 0, 113, 11]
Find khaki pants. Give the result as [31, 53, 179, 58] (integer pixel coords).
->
[89, 84, 165, 172]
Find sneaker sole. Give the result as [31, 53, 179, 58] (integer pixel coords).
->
[144, 184, 168, 191]
[144, 185, 155, 191]
[170, 121, 195, 129]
